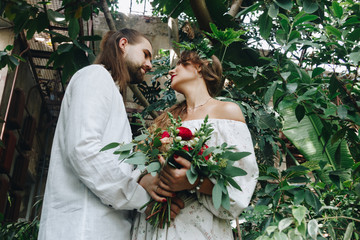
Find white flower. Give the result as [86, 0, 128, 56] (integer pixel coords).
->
[175, 136, 182, 142]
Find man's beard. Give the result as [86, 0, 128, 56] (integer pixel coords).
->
[126, 60, 144, 84]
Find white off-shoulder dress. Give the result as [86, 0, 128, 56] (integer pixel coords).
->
[131, 119, 259, 240]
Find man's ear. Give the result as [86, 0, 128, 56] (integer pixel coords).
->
[118, 37, 128, 52]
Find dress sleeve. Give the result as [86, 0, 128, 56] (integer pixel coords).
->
[196, 121, 259, 219]
[64, 65, 150, 210]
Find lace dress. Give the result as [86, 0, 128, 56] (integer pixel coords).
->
[131, 119, 259, 240]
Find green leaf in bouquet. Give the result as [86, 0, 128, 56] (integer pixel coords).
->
[153, 137, 162, 148]
[118, 150, 132, 161]
[134, 134, 148, 142]
[150, 149, 160, 159]
[124, 152, 148, 165]
[146, 161, 161, 173]
[202, 146, 216, 156]
[186, 168, 198, 185]
[221, 191, 230, 210]
[212, 181, 223, 209]
[223, 165, 247, 177]
[221, 142, 228, 148]
[100, 142, 120, 151]
[221, 151, 252, 161]
[226, 177, 242, 191]
[118, 142, 137, 151]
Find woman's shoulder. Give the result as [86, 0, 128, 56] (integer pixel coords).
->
[211, 100, 245, 123]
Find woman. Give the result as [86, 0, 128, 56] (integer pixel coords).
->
[132, 50, 258, 240]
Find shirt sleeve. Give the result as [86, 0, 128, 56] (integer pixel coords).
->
[64, 65, 150, 211]
[196, 121, 259, 219]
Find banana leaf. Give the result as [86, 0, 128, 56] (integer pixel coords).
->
[277, 99, 354, 171]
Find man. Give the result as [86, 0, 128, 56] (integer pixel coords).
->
[38, 29, 178, 239]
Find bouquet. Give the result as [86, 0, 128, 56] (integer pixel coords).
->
[101, 113, 251, 228]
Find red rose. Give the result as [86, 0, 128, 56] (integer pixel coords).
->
[198, 144, 210, 160]
[177, 127, 193, 140]
[161, 131, 170, 139]
[182, 145, 193, 152]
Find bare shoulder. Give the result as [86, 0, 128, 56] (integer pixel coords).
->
[212, 100, 245, 123]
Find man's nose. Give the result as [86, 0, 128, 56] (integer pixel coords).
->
[145, 59, 152, 70]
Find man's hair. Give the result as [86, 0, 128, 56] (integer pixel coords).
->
[94, 28, 151, 92]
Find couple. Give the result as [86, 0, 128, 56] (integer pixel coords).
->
[38, 28, 258, 240]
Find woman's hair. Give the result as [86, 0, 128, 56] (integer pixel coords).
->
[94, 29, 150, 93]
[154, 50, 223, 129]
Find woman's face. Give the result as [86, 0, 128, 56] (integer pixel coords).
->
[169, 61, 199, 92]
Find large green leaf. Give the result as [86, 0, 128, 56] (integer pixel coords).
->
[278, 98, 353, 170]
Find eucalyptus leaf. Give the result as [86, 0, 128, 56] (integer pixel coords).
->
[146, 161, 161, 173]
[134, 134, 148, 142]
[221, 191, 230, 210]
[223, 165, 247, 177]
[100, 142, 120, 151]
[226, 177, 242, 191]
[212, 182, 223, 209]
[124, 152, 147, 165]
[118, 143, 137, 152]
[186, 169, 198, 185]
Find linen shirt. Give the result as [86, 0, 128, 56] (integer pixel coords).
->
[39, 64, 150, 240]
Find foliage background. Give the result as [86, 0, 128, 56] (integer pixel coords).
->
[0, 0, 359, 239]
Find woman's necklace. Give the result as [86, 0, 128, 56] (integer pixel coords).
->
[188, 97, 213, 111]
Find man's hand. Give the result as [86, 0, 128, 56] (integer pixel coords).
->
[139, 173, 175, 202]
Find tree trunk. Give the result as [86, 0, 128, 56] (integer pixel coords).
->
[189, 0, 212, 33]
[100, 0, 116, 31]
[228, 0, 243, 17]
[100, 0, 158, 119]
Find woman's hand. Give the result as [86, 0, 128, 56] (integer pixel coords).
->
[139, 173, 175, 202]
[158, 155, 196, 192]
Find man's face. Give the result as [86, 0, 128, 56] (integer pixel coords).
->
[124, 37, 153, 84]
